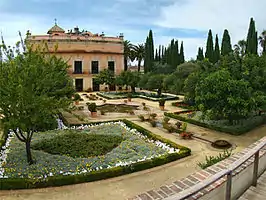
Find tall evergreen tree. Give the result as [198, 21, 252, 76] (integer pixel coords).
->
[149, 30, 154, 64]
[246, 18, 258, 54]
[144, 30, 155, 73]
[175, 40, 180, 66]
[155, 49, 159, 61]
[221, 29, 232, 56]
[158, 45, 161, 62]
[197, 47, 204, 61]
[144, 36, 149, 73]
[205, 29, 214, 63]
[259, 30, 266, 54]
[179, 41, 185, 64]
[213, 34, 220, 62]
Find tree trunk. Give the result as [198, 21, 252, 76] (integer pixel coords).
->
[157, 88, 162, 97]
[138, 59, 141, 72]
[131, 86, 135, 93]
[25, 140, 34, 165]
[124, 58, 128, 71]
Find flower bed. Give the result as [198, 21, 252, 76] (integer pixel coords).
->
[164, 112, 266, 135]
[97, 92, 178, 101]
[0, 120, 190, 189]
[171, 101, 195, 110]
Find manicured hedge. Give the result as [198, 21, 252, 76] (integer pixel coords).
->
[96, 92, 179, 101]
[0, 119, 191, 190]
[165, 112, 266, 135]
[171, 101, 195, 110]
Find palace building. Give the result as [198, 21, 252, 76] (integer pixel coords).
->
[26, 22, 124, 91]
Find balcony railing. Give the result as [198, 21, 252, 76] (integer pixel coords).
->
[165, 138, 266, 200]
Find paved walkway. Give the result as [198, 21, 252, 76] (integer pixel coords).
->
[0, 95, 266, 200]
[238, 171, 266, 200]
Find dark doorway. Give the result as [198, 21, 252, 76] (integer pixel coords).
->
[92, 78, 100, 91]
[75, 79, 83, 91]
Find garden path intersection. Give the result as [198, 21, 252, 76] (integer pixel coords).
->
[0, 93, 265, 200]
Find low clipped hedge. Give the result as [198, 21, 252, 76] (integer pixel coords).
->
[165, 112, 266, 135]
[96, 92, 179, 101]
[0, 119, 191, 190]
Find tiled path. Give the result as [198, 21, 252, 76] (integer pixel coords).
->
[0, 94, 266, 200]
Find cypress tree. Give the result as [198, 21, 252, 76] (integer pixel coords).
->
[221, 29, 232, 56]
[197, 47, 204, 61]
[158, 45, 161, 62]
[205, 29, 214, 63]
[179, 41, 185, 64]
[161, 45, 164, 63]
[175, 40, 180, 66]
[144, 36, 149, 73]
[246, 18, 257, 54]
[155, 49, 158, 61]
[170, 39, 175, 67]
[148, 30, 154, 65]
[213, 34, 220, 62]
[144, 30, 155, 72]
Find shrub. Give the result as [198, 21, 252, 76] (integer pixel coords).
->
[163, 116, 170, 124]
[87, 103, 97, 112]
[159, 99, 166, 106]
[150, 113, 157, 119]
[149, 120, 157, 127]
[31, 132, 123, 158]
[142, 102, 146, 107]
[128, 110, 135, 115]
[175, 121, 182, 129]
[181, 122, 187, 132]
[138, 115, 145, 122]
[100, 110, 106, 115]
[197, 150, 232, 169]
[127, 93, 132, 98]
[73, 93, 81, 101]
[78, 106, 84, 110]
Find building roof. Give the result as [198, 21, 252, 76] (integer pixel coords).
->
[47, 24, 65, 34]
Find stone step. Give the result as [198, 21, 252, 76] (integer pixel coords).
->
[249, 186, 266, 196]
[241, 189, 266, 200]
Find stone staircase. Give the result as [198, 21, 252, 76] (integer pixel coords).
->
[238, 171, 266, 200]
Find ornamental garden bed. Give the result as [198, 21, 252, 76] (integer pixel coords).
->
[0, 120, 190, 189]
[171, 101, 195, 110]
[97, 104, 139, 113]
[165, 111, 266, 135]
[97, 92, 178, 101]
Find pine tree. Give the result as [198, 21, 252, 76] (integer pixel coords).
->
[205, 29, 214, 63]
[221, 29, 232, 56]
[246, 18, 258, 54]
[197, 47, 204, 61]
[179, 41, 185, 64]
[213, 34, 220, 63]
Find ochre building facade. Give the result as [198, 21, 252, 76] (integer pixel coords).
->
[26, 23, 124, 91]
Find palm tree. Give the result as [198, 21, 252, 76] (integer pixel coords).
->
[123, 40, 134, 71]
[133, 44, 145, 72]
[258, 30, 266, 54]
[233, 40, 247, 57]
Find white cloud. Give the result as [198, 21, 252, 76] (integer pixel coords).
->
[155, 0, 266, 58]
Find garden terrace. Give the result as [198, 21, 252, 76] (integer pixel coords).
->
[0, 119, 190, 189]
[96, 104, 139, 113]
[96, 91, 179, 101]
[165, 111, 266, 135]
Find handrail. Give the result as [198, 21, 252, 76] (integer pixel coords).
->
[165, 138, 266, 200]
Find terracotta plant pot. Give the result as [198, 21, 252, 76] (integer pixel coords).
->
[91, 111, 97, 118]
[75, 101, 79, 105]
[128, 98, 131, 102]
[159, 105, 165, 111]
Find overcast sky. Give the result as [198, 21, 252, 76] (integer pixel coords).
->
[0, 0, 265, 60]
